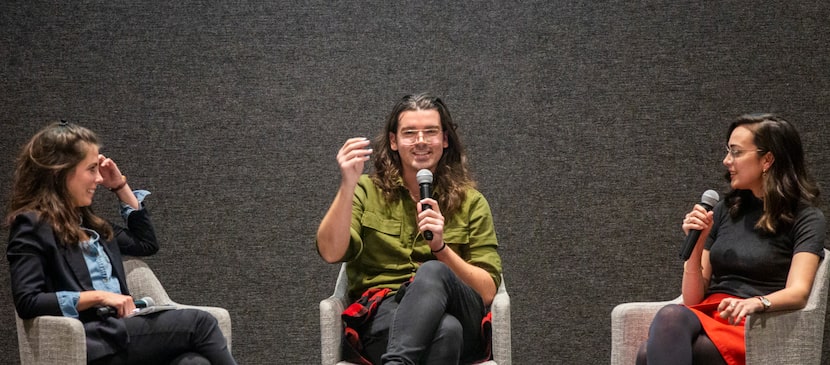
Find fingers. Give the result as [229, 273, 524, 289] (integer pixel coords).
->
[97, 154, 126, 188]
[716, 297, 732, 312]
[682, 206, 714, 233]
[337, 138, 372, 159]
[417, 199, 444, 240]
[337, 138, 372, 175]
[103, 293, 136, 318]
[417, 198, 439, 214]
[98, 154, 120, 173]
[98, 154, 116, 167]
[717, 298, 752, 325]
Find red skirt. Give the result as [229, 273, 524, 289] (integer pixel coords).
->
[685, 293, 745, 365]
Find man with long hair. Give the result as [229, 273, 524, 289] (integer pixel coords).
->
[317, 94, 502, 364]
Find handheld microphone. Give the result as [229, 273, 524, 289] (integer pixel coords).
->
[416, 169, 434, 241]
[679, 190, 720, 260]
[96, 296, 155, 318]
[134, 297, 154, 308]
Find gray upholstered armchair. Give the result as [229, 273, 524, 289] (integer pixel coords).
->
[320, 263, 512, 365]
[14, 257, 233, 365]
[611, 248, 830, 365]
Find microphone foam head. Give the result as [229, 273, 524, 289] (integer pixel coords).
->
[701, 190, 720, 207]
[416, 169, 433, 184]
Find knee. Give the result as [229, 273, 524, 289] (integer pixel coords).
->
[170, 352, 211, 365]
[434, 314, 463, 345]
[636, 341, 648, 365]
[177, 309, 219, 331]
[415, 260, 454, 281]
[411, 261, 453, 292]
[653, 304, 692, 324]
[650, 304, 697, 334]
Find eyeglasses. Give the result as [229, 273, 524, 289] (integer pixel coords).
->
[398, 128, 443, 144]
[725, 145, 763, 159]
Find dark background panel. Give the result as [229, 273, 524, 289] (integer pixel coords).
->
[1, 1, 828, 364]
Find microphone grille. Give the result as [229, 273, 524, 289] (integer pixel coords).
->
[701, 190, 720, 207]
[416, 169, 433, 184]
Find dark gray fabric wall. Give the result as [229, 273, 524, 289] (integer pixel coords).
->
[2, 1, 829, 364]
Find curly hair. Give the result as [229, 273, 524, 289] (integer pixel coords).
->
[370, 93, 475, 217]
[6, 121, 113, 245]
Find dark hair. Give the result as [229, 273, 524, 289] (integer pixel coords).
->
[6, 121, 113, 244]
[723, 113, 820, 233]
[371, 93, 475, 217]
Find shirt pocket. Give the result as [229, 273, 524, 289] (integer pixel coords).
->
[443, 226, 470, 245]
[361, 211, 401, 237]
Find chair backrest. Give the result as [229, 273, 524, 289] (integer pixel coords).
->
[333, 262, 349, 300]
[122, 256, 173, 305]
[804, 248, 829, 311]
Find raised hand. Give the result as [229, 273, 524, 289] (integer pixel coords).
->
[98, 154, 126, 190]
[336, 138, 372, 187]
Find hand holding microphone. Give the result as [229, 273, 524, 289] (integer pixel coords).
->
[97, 296, 155, 318]
[417, 169, 435, 241]
[679, 190, 720, 260]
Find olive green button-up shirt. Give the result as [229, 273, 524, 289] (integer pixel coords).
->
[342, 174, 502, 301]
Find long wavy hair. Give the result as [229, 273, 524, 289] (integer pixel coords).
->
[723, 113, 820, 234]
[6, 121, 113, 245]
[371, 93, 475, 217]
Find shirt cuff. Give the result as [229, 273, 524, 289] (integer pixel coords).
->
[119, 190, 151, 220]
[57, 291, 80, 318]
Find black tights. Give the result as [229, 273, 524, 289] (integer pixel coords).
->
[635, 304, 727, 365]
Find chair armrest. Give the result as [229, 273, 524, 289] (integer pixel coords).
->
[610, 296, 681, 365]
[745, 308, 822, 364]
[321, 263, 350, 365]
[320, 294, 349, 365]
[491, 276, 511, 365]
[16, 313, 86, 364]
[746, 249, 829, 365]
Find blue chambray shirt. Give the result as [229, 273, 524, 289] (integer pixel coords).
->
[56, 190, 151, 318]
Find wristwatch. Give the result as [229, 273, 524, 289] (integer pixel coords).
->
[757, 296, 771, 312]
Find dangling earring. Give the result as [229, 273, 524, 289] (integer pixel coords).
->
[762, 169, 768, 177]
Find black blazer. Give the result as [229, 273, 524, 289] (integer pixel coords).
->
[7, 209, 158, 360]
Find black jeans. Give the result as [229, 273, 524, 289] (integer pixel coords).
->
[361, 260, 487, 365]
[90, 308, 236, 365]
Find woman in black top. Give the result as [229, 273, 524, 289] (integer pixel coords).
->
[637, 114, 826, 365]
